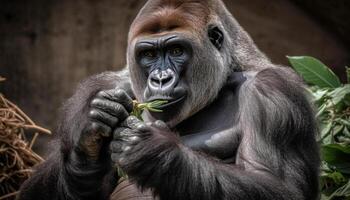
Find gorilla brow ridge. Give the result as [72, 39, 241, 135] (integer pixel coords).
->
[129, 1, 211, 40]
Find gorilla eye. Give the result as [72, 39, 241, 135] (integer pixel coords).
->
[169, 47, 183, 57]
[142, 50, 157, 58]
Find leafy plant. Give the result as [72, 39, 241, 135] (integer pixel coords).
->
[288, 56, 350, 200]
[131, 100, 168, 119]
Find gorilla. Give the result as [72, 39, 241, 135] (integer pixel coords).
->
[18, 0, 320, 200]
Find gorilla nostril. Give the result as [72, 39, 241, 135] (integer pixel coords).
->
[161, 77, 172, 86]
[151, 77, 161, 85]
[148, 69, 178, 91]
[151, 76, 173, 88]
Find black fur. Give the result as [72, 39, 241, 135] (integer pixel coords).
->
[18, 0, 320, 199]
[18, 68, 319, 200]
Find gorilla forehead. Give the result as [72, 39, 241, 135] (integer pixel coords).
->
[128, 0, 217, 41]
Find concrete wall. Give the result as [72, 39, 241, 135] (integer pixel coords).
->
[0, 0, 348, 156]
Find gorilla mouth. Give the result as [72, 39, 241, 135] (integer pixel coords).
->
[147, 95, 186, 110]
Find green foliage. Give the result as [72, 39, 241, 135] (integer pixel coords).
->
[131, 100, 168, 119]
[288, 56, 350, 199]
[287, 56, 341, 88]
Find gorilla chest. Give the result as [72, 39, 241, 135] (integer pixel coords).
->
[181, 126, 240, 162]
[177, 89, 241, 162]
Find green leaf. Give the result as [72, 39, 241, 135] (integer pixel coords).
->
[323, 143, 350, 154]
[337, 118, 350, 127]
[131, 100, 168, 120]
[328, 85, 350, 105]
[287, 56, 341, 88]
[320, 194, 330, 200]
[116, 166, 128, 179]
[316, 103, 327, 118]
[147, 107, 163, 112]
[320, 122, 333, 142]
[344, 127, 350, 137]
[321, 171, 346, 185]
[148, 100, 168, 106]
[338, 136, 350, 144]
[322, 144, 350, 174]
[312, 89, 329, 103]
[333, 125, 345, 137]
[346, 66, 350, 84]
[326, 180, 350, 199]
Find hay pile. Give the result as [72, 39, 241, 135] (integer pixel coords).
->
[0, 76, 51, 200]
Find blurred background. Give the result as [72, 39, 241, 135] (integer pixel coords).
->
[0, 0, 349, 157]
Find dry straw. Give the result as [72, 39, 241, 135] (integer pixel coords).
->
[0, 76, 51, 200]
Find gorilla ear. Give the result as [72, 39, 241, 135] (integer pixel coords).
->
[208, 26, 224, 50]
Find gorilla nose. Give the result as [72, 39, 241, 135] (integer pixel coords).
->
[148, 69, 178, 92]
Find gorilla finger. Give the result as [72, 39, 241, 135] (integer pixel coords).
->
[89, 109, 119, 128]
[91, 99, 129, 121]
[117, 156, 127, 166]
[96, 89, 133, 112]
[114, 88, 133, 112]
[111, 151, 129, 163]
[83, 121, 112, 138]
[113, 127, 141, 143]
[113, 127, 131, 140]
[121, 116, 150, 132]
[111, 153, 120, 163]
[153, 120, 170, 130]
[121, 145, 132, 152]
[145, 122, 153, 126]
[123, 135, 141, 144]
[110, 141, 123, 153]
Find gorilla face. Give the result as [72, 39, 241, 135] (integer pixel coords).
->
[135, 34, 192, 112]
[128, 27, 227, 126]
[127, 3, 229, 126]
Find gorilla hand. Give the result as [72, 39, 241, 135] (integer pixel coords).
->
[76, 88, 133, 160]
[110, 116, 179, 180]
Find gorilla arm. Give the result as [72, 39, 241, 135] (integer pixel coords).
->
[18, 69, 133, 200]
[112, 67, 319, 200]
